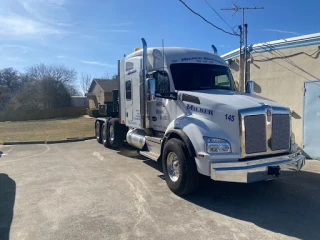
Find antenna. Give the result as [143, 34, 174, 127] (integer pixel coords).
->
[162, 39, 165, 73]
[221, 2, 263, 92]
[211, 45, 218, 54]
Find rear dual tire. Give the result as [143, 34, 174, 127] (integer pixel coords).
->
[95, 121, 102, 144]
[102, 118, 127, 149]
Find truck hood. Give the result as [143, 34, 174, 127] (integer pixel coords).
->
[179, 89, 286, 111]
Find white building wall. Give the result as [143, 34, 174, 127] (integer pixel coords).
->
[223, 34, 320, 147]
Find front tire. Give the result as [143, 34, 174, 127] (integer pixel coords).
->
[162, 138, 200, 196]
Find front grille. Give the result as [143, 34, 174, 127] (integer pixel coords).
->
[271, 114, 290, 150]
[244, 115, 267, 154]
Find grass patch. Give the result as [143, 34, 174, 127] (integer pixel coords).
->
[0, 117, 95, 144]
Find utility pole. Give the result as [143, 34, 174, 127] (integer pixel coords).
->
[238, 25, 243, 92]
[221, 2, 263, 92]
[244, 23, 248, 90]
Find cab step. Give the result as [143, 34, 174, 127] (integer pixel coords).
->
[139, 136, 162, 161]
[140, 151, 159, 161]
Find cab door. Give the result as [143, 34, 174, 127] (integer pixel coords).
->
[124, 57, 142, 128]
[149, 70, 175, 132]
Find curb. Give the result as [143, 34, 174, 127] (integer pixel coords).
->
[3, 140, 45, 145]
[3, 136, 96, 145]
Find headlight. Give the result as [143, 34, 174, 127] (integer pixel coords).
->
[204, 137, 231, 153]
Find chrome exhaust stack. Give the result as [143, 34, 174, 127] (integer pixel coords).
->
[140, 38, 147, 129]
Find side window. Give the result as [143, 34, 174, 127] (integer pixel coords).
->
[215, 74, 231, 89]
[126, 62, 134, 71]
[125, 80, 131, 100]
[152, 71, 170, 94]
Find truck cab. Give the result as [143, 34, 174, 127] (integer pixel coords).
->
[95, 38, 305, 196]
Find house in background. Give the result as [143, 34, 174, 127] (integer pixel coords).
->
[86, 79, 119, 109]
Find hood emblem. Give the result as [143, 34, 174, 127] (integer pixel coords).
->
[267, 109, 272, 116]
[266, 109, 272, 122]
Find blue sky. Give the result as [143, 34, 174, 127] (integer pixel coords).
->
[0, 0, 319, 83]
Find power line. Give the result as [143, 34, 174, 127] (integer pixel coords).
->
[265, 43, 301, 69]
[259, 42, 320, 80]
[251, 50, 320, 88]
[204, 0, 235, 33]
[232, 25, 240, 35]
[258, 43, 301, 69]
[252, 51, 308, 79]
[179, 0, 239, 36]
[248, 39, 320, 88]
[263, 39, 319, 72]
[252, 47, 320, 61]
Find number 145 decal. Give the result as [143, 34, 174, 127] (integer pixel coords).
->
[225, 114, 235, 122]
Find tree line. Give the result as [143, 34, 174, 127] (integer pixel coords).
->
[0, 64, 92, 111]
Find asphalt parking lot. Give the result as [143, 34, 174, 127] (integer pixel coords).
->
[0, 140, 319, 240]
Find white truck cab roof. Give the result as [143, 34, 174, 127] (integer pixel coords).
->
[125, 47, 228, 72]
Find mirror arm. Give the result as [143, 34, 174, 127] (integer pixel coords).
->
[146, 78, 156, 101]
[246, 80, 254, 94]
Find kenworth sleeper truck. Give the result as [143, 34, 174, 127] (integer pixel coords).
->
[94, 38, 305, 196]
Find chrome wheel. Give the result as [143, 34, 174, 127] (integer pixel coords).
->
[166, 152, 180, 182]
[109, 124, 115, 142]
[102, 124, 107, 142]
[95, 122, 100, 138]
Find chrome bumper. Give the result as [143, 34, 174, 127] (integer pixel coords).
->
[211, 152, 305, 183]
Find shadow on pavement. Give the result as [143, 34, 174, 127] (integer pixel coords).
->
[116, 145, 147, 160]
[143, 159, 163, 172]
[123, 150, 319, 238]
[0, 174, 16, 240]
[183, 171, 320, 239]
[0, 151, 3, 158]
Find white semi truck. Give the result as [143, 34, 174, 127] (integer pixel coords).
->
[95, 38, 305, 195]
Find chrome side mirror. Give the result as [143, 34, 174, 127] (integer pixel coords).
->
[147, 78, 156, 101]
[246, 80, 254, 94]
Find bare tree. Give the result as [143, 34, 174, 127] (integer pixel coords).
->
[0, 68, 25, 110]
[102, 72, 118, 80]
[7, 64, 78, 110]
[102, 72, 110, 79]
[0, 68, 23, 93]
[12, 76, 72, 110]
[27, 64, 77, 84]
[80, 73, 92, 95]
[111, 74, 118, 80]
[67, 85, 81, 96]
[26, 63, 80, 96]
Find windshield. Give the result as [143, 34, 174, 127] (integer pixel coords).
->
[170, 63, 234, 91]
